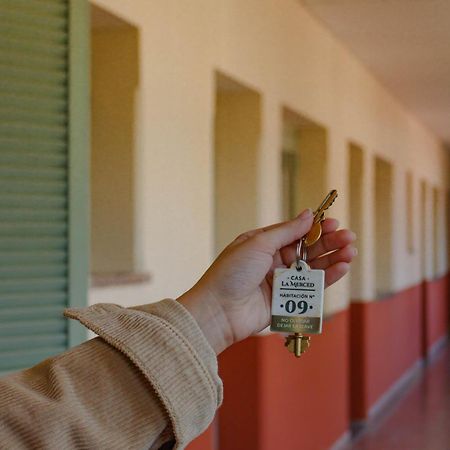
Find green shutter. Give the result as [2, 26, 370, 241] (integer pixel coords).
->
[0, 0, 89, 375]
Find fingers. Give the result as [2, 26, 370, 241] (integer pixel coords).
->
[309, 245, 357, 270]
[324, 262, 350, 287]
[231, 221, 284, 246]
[231, 213, 354, 270]
[231, 215, 315, 247]
[279, 218, 340, 265]
[233, 209, 314, 252]
[321, 218, 340, 234]
[307, 229, 356, 261]
[252, 209, 313, 254]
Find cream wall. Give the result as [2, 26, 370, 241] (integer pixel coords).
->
[89, 0, 449, 314]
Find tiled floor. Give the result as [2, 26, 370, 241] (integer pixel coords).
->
[342, 345, 450, 450]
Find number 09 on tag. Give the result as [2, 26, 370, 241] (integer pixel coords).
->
[270, 260, 324, 334]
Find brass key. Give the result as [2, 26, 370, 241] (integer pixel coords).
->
[304, 190, 338, 247]
[285, 333, 310, 357]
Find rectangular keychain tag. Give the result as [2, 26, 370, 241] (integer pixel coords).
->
[270, 260, 324, 334]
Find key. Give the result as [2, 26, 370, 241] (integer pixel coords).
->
[270, 259, 325, 359]
[270, 260, 325, 334]
[285, 333, 310, 357]
[304, 190, 338, 247]
[271, 193, 337, 359]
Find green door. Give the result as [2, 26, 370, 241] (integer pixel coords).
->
[0, 0, 89, 375]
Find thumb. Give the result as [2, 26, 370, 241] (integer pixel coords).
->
[252, 209, 313, 254]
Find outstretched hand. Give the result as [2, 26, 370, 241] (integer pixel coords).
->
[179, 209, 357, 354]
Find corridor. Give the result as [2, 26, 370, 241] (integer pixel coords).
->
[0, 1, 448, 449]
[343, 345, 450, 450]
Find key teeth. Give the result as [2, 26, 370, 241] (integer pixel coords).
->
[323, 192, 338, 211]
[314, 190, 338, 220]
[285, 334, 311, 357]
[328, 194, 337, 208]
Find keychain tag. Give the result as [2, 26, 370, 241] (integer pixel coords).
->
[270, 260, 324, 334]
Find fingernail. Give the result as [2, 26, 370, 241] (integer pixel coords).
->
[297, 208, 312, 219]
[349, 231, 357, 240]
[353, 247, 358, 256]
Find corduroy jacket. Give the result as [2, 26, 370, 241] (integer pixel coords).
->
[0, 299, 223, 449]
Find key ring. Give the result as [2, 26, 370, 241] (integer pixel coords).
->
[296, 238, 308, 271]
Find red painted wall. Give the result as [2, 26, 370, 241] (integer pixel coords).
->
[187, 274, 449, 449]
[349, 276, 450, 420]
[349, 302, 367, 419]
[350, 285, 422, 419]
[186, 424, 215, 450]
[218, 337, 261, 450]
[218, 311, 349, 450]
[364, 286, 422, 414]
[424, 274, 449, 352]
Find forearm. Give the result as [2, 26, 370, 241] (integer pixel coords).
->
[0, 300, 223, 450]
[178, 286, 234, 355]
[0, 338, 169, 449]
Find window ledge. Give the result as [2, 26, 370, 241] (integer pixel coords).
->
[91, 272, 151, 288]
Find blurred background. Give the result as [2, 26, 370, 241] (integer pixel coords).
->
[0, 0, 449, 449]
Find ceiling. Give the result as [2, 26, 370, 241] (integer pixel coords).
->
[301, 0, 450, 146]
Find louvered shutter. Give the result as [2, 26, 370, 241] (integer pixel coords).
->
[0, 0, 89, 375]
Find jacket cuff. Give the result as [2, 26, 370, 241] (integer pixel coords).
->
[64, 299, 223, 449]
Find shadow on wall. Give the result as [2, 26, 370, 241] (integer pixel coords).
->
[281, 107, 327, 221]
[90, 4, 139, 276]
[214, 72, 260, 255]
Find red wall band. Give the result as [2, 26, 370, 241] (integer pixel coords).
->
[187, 273, 449, 450]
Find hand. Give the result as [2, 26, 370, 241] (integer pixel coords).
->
[178, 209, 357, 354]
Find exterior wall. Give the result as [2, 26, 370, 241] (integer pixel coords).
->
[350, 285, 422, 419]
[424, 275, 449, 351]
[218, 311, 349, 450]
[349, 274, 449, 421]
[89, 0, 448, 310]
[87, 1, 450, 449]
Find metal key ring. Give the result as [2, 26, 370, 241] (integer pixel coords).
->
[296, 238, 308, 270]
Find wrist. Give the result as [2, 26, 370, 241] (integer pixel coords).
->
[177, 286, 234, 355]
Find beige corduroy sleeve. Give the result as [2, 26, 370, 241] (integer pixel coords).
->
[0, 299, 223, 450]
